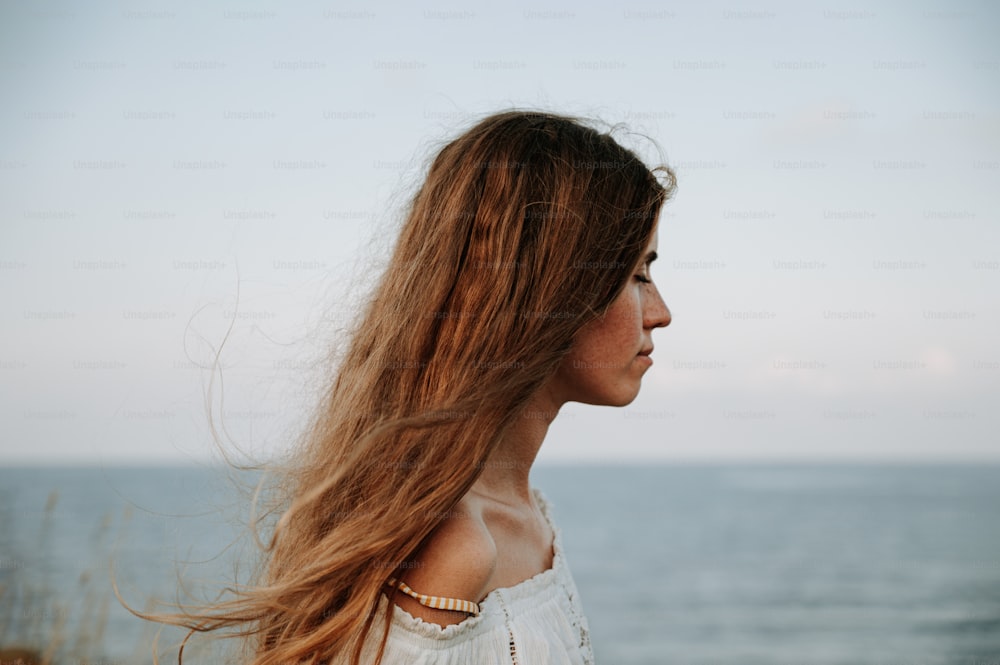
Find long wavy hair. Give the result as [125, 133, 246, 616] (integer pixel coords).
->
[137, 109, 676, 664]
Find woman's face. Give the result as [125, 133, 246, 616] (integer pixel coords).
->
[548, 226, 671, 407]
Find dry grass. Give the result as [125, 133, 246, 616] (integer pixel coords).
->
[0, 490, 115, 665]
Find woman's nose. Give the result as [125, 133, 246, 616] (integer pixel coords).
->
[645, 290, 671, 329]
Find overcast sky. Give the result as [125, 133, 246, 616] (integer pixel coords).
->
[1, 0, 997, 465]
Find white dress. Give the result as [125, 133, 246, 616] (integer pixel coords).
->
[345, 487, 595, 664]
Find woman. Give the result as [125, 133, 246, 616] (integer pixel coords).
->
[146, 109, 675, 664]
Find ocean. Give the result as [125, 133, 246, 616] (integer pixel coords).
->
[1, 464, 998, 664]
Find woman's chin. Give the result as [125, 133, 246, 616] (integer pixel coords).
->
[578, 388, 641, 408]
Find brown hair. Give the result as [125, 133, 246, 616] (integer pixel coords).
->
[136, 109, 676, 664]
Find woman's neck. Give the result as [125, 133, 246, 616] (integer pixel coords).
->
[470, 383, 564, 509]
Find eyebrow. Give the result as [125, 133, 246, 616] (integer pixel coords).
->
[644, 251, 658, 265]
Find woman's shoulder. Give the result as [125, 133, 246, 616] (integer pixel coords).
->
[391, 497, 498, 627]
[366, 488, 594, 663]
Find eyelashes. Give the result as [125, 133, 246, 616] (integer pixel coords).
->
[634, 274, 651, 284]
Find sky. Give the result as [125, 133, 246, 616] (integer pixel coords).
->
[0, 0, 997, 465]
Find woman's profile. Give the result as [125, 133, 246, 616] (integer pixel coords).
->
[141, 109, 676, 664]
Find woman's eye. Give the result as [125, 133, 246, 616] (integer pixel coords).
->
[635, 274, 651, 284]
